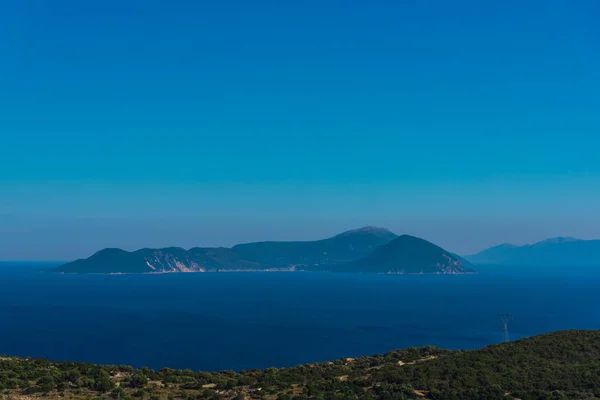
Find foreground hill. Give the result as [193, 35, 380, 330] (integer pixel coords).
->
[332, 235, 474, 274]
[232, 226, 398, 267]
[1, 330, 598, 399]
[57, 227, 397, 273]
[466, 237, 600, 266]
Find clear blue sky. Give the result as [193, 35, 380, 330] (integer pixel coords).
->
[1, 0, 599, 260]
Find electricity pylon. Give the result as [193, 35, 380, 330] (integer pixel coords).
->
[498, 313, 512, 343]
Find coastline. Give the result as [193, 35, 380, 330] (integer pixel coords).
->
[57, 269, 477, 276]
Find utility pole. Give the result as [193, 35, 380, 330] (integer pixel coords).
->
[498, 313, 512, 343]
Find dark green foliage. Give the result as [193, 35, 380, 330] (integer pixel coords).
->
[94, 370, 116, 391]
[36, 374, 55, 393]
[128, 371, 149, 388]
[0, 330, 598, 399]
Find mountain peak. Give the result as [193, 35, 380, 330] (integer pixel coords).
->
[336, 234, 474, 274]
[346, 226, 390, 233]
[91, 248, 130, 257]
[336, 226, 396, 238]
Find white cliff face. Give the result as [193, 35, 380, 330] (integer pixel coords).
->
[139, 249, 270, 272]
[145, 261, 157, 271]
[437, 254, 471, 274]
[143, 252, 208, 272]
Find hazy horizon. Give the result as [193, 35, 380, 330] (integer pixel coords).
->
[2, 220, 599, 262]
[2, 1, 599, 260]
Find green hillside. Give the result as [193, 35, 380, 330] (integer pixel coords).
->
[1, 330, 599, 399]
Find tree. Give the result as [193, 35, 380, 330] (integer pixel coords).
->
[129, 371, 149, 388]
[546, 391, 569, 400]
[37, 375, 55, 393]
[94, 372, 115, 392]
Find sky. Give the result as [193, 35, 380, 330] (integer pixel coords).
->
[1, 0, 600, 260]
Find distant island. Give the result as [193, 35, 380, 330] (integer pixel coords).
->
[466, 237, 600, 267]
[1, 330, 598, 399]
[57, 227, 474, 274]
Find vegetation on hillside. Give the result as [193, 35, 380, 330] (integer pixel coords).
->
[1, 330, 599, 399]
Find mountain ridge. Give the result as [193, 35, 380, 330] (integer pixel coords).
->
[232, 226, 397, 267]
[58, 227, 399, 274]
[57, 227, 475, 274]
[466, 237, 600, 266]
[332, 234, 474, 274]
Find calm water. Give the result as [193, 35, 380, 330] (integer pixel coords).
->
[0, 262, 598, 372]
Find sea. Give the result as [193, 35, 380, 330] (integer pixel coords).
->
[0, 262, 598, 372]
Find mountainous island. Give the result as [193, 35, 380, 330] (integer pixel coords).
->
[57, 227, 474, 274]
[466, 237, 600, 267]
[1, 330, 598, 399]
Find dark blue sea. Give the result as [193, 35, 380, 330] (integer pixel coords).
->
[0, 262, 598, 372]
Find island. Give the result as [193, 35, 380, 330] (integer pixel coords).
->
[56, 227, 475, 274]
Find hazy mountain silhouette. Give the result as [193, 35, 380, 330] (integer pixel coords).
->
[466, 237, 600, 266]
[332, 235, 474, 274]
[57, 227, 398, 273]
[232, 226, 397, 267]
